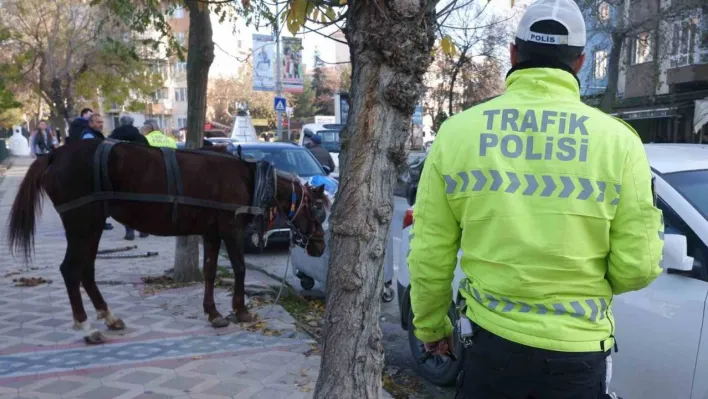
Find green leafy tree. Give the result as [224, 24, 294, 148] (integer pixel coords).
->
[0, 0, 162, 138]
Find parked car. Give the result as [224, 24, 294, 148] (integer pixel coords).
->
[396, 143, 708, 396]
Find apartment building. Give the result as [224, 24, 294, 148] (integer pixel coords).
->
[104, 5, 190, 134]
[578, 0, 708, 141]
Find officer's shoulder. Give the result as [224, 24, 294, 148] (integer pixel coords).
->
[580, 104, 642, 142]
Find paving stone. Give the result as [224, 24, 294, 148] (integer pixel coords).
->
[75, 385, 131, 399]
[114, 370, 163, 385]
[202, 380, 251, 397]
[34, 379, 82, 395]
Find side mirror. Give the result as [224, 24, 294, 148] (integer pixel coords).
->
[662, 234, 694, 272]
[322, 165, 331, 175]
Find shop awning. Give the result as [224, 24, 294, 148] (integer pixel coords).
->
[695, 99, 708, 134]
[615, 107, 678, 120]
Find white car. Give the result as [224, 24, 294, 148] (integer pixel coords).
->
[396, 143, 708, 396]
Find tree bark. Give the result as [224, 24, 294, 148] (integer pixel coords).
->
[314, 0, 437, 397]
[173, 0, 214, 283]
[174, 236, 203, 282]
[599, 32, 624, 112]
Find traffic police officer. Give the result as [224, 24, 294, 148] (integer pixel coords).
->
[141, 119, 177, 149]
[407, 0, 664, 397]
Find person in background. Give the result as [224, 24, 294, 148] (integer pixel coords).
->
[306, 134, 335, 172]
[67, 108, 93, 144]
[141, 119, 176, 149]
[109, 115, 149, 240]
[81, 114, 113, 231]
[81, 114, 105, 140]
[109, 115, 149, 145]
[29, 120, 57, 158]
[55, 128, 62, 145]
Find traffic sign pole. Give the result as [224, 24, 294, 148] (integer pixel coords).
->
[274, 1, 284, 141]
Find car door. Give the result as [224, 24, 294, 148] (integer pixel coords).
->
[611, 178, 708, 399]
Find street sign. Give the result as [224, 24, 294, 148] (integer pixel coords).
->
[274, 97, 287, 112]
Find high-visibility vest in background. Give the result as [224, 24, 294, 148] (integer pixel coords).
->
[145, 131, 177, 149]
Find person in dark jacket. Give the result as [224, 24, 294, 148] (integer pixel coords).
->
[306, 134, 335, 172]
[108, 115, 149, 240]
[81, 114, 112, 230]
[80, 113, 105, 140]
[108, 115, 149, 145]
[66, 108, 93, 144]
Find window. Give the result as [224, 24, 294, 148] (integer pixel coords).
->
[178, 117, 187, 128]
[174, 88, 187, 102]
[176, 32, 186, 45]
[670, 11, 708, 67]
[172, 62, 187, 76]
[173, 7, 184, 18]
[593, 50, 608, 79]
[112, 116, 120, 129]
[631, 32, 653, 64]
[598, 2, 610, 21]
[152, 88, 168, 102]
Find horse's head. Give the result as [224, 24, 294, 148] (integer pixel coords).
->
[275, 173, 329, 257]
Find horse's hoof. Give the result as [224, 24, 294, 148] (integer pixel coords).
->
[232, 311, 257, 323]
[210, 316, 230, 328]
[106, 318, 126, 331]
[84, 330, 106, 345]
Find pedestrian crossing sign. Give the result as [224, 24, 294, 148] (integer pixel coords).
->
[274, 97, 287, 112]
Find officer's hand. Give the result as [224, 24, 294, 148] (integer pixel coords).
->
[423, 335, 454, 357]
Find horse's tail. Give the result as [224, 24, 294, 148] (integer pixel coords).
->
[8, 155, 51, 262]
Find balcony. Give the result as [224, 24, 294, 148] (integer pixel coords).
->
[151, 99, 173, 115]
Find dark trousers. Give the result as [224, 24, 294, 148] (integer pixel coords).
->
[456, 327, 611, 399]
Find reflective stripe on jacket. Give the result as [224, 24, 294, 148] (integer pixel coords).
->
[408, 67, 663, 353]
[145, 131, 177, 148]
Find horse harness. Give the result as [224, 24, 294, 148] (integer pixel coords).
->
[53, 140, 317, 245]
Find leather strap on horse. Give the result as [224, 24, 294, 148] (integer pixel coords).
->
[55, 141, 263, 217]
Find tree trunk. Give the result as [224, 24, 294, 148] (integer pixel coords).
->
[174, 236, 203, 282]
[313, 0, 437, 397]
[599, 31, 623, 113]
[173, 0, 214, 283]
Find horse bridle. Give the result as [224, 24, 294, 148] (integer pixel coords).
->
[277, 182, 327, 248]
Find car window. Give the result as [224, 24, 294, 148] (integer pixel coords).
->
[662, 170, 708, 222]
[241, 148, 324, 177]
[657, 197, 708, 280]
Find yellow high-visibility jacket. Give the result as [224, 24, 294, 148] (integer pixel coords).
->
[408, 67, 663, 353]
[146, 131, 177, 149]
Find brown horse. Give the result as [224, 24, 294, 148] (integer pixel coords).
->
[7, 139, 328, 344]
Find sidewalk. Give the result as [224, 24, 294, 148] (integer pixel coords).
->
[0, 157, 321, 398]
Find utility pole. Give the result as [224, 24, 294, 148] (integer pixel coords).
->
[274, 2, 284, 141]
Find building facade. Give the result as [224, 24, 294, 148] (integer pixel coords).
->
[577, 1, 615, 98]
[576, 0, 708, 141]
[104, 4, 190, 135]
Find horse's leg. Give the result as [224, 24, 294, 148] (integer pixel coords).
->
[82, 254, 126, 331]
[222, 232, 256, 323]
[61, 231, 105, 345]
[203, 235, 229, 328]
